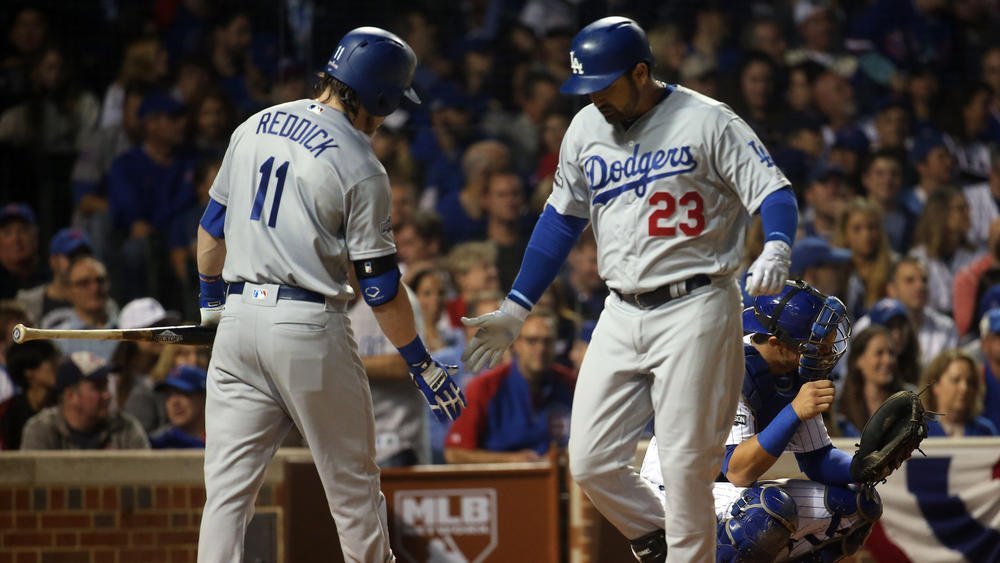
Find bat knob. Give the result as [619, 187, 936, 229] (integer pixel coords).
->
[12, 323, 24, 343]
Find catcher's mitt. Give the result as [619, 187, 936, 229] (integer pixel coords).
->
[850, 390, 928, 484]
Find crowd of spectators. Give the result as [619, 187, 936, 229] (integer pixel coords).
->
[0, 0, 999, 459]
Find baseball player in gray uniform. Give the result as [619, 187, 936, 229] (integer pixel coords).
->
[461, 17, 799, 562]
[194, 28, 466, 562]
[643, 281, 882, 562]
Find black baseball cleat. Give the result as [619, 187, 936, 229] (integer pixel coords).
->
[630, 529, 667, 563]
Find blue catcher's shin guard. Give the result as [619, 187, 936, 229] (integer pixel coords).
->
[717, 485, 798, 562]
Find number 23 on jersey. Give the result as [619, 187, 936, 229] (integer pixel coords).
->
[648, 190, 705, 237]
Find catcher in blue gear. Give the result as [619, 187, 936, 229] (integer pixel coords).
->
[641, 281, 889, 562]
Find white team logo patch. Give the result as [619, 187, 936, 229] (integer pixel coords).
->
[569, 51, 584, 75]
[251, 288, 268, 300]
[393, 489, 498, 563]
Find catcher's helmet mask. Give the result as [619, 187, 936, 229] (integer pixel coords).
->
[744, 280, 852, 381]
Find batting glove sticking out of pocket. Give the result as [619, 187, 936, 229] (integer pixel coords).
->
[409, 357, 467, 423]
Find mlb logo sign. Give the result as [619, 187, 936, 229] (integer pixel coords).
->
[393, 489, 498, 563]
[251, 288, 268, 300]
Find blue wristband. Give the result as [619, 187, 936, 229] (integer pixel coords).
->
[397, 336, 430, 367]
[199, 273, 225, 308]
[756, 403, 802, 457]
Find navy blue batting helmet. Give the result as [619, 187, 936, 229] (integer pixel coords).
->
[560, 17, 653, 95]
[324, 27, 421, 116]
[743, 280, 851, 380]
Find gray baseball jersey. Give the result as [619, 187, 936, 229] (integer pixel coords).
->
[209, 99, 395, 298]
[199, 99, 397, 563]
[561, 85, 786, 562]
[547, 85, 789, 294]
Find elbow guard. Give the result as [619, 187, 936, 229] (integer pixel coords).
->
[353, 254, 401, 307]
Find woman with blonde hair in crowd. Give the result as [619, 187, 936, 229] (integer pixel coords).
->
[919, 350, 998, 437]
[909, 188, 981, 316]
[837, 326, 908, 436]
[834, 198, 894, 318]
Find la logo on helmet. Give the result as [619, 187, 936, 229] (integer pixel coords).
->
[570, 51, 584, 75]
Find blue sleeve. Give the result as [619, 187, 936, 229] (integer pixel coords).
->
[795, 444, 853, 486]
[507, 205, 588, 309]
[199, 198, 227, 239]
[758, 186, 798, 246]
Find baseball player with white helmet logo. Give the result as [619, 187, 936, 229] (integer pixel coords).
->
[461, 17, 798, 562]
[642, 281, 883, 562]
[195, 27, 465, 562]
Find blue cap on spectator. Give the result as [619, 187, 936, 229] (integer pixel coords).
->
[983, 308, 1000, 334]
[0, 203, 36, 226]
[790, 236, 852, 275]
[49, 228, 92, 257]
[56, 351, 110, 394]
[867, 298, 909, 326]
[910, 132, 947, 163]
[808, 163, 847, 184]
[139, 92, 185, 119]
[156, 365, 207, 394]
[831, 128, 870, 154]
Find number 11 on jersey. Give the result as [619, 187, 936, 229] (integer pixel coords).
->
[251, 156, 289, 228]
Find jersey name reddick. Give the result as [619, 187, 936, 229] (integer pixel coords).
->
[583, 143, 698, 205]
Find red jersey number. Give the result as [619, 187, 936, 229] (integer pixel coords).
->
[648, 191, 705, 237]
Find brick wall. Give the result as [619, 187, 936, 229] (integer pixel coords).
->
[0, 451, 298, 563]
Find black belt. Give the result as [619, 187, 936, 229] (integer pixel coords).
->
[227, 282, 326, 304]
[613, 274, 712, 310]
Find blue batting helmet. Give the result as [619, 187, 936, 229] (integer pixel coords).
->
[324, 27, 421, 116]
[560, 17, 653, 95]
[743, 280, 851, 381]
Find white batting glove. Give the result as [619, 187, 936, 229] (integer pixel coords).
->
[460, 298, 530, 373]
[200, 305, 224, 327]
[746, 240, 791, 296]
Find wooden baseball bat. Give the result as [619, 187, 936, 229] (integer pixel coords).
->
[11, 324, 217, 346]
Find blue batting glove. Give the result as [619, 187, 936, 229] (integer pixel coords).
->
[199, 273, 226, 326]
[408, 356, 467, 423]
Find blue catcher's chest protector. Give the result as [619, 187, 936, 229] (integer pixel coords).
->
[742, 345, 802, 427]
